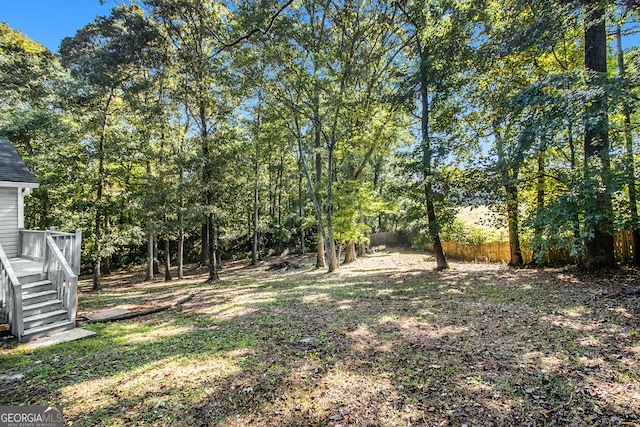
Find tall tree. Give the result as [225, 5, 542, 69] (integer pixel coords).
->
[615, 21, 640, 265]
[581, 1, 616, 269]
[60, 4, 160, 289]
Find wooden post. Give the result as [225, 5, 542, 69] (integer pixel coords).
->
[12, 283, 23, 339]
[74, 229, 82, 275]
[69, 277, 78, 326]
[43, 230, 51, 274]
[17, 228, 23, 258]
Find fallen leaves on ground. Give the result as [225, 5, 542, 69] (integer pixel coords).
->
[1, 248, 639, 426]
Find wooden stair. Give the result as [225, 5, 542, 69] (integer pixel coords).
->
[17, 272, 73, 341]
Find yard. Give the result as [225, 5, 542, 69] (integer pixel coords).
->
[1, 248, 639, 426]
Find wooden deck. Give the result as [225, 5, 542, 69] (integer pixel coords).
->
[9, 257, 44, 278]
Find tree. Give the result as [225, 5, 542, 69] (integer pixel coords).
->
[581, 1, 616, 269]
[614, 18, 640, 266]
[60, 4, 160, 289]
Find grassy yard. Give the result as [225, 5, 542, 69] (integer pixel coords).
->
[1, 248, 639, 426]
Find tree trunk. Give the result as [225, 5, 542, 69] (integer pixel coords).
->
[177, 201, 184, 280]
[146, 219, 154, 281]
[93, 92, 112, 291]
[164, 237, 172, 281]
[199, 84, 213, 269]
[344, 241, 357, 264]
[326, 146, 338, 272]
[534, 153, 545, 264]
[582, 3, 616, 269]
[177, 228, 184, 280]
[104, 214, 111, 274]
[506, 181, 523, 266]
[315, 104, 326, 268]
[200, 222, 209, 266]
[494, 120, 522, 266]
[616, 25, 640, 266]
[419, 47, 448, 271]
[299, 158, 306, 253]
[373, 158, 382, 232]
[206, 214, 219, 282]
[277, 155, 284, 253]
[426, 189, 448, 269]
[252, 137, 260, 266]
[153, 238, 159, 275]
[178, 122, 187, 280]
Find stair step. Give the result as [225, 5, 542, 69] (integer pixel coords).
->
[21, 320, 74, 342]
[21, 280, 54, 295]
[23, 309, 69, 330]
[22, 290, 58, 305]
[22, 299, 63, 317]
[17, 273, 47, 284]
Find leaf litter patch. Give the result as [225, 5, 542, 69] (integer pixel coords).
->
[1, 249, 639, 426]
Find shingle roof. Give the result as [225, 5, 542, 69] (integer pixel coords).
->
[0, 136, 38, 184]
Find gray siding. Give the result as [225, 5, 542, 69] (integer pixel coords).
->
[0, 187, 18, 257]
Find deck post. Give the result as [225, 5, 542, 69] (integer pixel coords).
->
[43, 230, 51, 274]
[17, 228, 23, 258]
[11, 283, 23, 339]
[74, 229, 82, 275]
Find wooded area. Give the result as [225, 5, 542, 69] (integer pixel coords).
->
[1, 0, 640, 287]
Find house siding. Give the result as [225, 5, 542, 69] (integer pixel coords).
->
[0, 187, 19, 257]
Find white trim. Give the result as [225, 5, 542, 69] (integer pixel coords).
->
[0, 181, 39, 188]
[17, 188, 31, 229]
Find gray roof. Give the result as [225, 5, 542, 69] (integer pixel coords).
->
[0, 137, 38, 185]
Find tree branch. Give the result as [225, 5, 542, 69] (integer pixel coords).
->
[212, 0, 294, 57]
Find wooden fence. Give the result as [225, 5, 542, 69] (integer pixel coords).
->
[369, 229, 635, 264]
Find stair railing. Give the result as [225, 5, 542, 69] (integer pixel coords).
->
[0, 243, 23, 338]
[19, 228, 82, 276]
[44, 236, 77, 326]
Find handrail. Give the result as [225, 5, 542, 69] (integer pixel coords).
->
[45, 236, 77, 326]
[51, 231, 76, 237]
[20, 228, 82, 275]
[0, 243, 20, 290]
[46, 236, 76, 279]
[0, 242, 23, 338]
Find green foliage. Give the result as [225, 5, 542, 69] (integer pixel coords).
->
[2, 0, 640, 274]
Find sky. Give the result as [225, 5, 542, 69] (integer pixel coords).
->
[1, 1, 640, 53]
[1, 0, 115, 52]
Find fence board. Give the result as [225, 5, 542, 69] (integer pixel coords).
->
[373, 229, 635, 264]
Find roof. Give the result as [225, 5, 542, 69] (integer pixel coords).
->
[0, 136, 39, 187]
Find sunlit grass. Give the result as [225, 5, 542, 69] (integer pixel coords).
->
[1, 251, 639, 425]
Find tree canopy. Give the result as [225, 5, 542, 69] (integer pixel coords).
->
[1, 0, 639, 283]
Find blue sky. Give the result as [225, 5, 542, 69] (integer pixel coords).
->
[2, 0, 115, 52]
[2, 1, 639, 53]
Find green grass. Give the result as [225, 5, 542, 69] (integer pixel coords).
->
[1, 251, 639, 426]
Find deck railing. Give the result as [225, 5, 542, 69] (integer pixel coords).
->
[19, 228, 82, 275]
[0, 242, 23, 339]
[44, 236, 77, 326]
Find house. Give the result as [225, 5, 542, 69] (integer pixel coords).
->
[0, 137, 81, 341]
